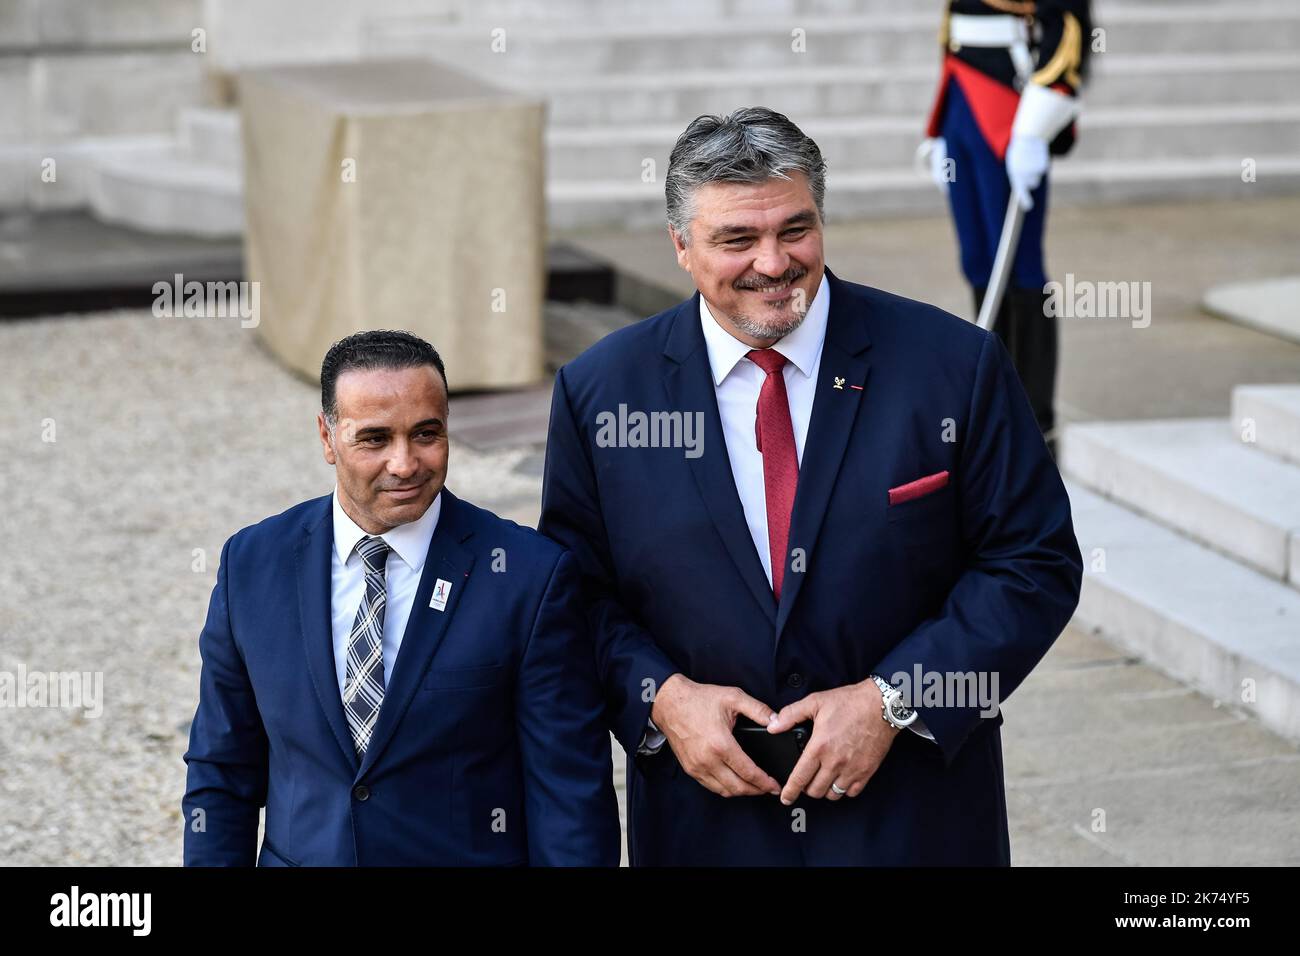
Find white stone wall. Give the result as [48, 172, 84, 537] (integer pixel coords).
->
[0, 0, 207, 210]
[0, 0, 485, 212]
[201, 0, 449, 73]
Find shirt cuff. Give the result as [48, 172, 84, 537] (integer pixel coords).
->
[637, 715, 667, 755]
[908, 713, 936, 743]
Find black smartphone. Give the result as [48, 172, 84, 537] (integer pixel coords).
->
[733, 715, 812, 784]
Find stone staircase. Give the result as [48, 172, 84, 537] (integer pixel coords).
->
[1062, 384, 1300, 742]
[360, 0, 1300, 228]
[12, 0, 1294, 236]
[87, 107, 242, 237]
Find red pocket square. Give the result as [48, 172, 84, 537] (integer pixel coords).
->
[888, 470, 950, 506]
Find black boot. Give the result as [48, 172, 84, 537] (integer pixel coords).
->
[972, 286, 1018, 382]
[1007, 287, 1058, 453]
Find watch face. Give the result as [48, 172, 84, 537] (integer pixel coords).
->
[889, 700, 913, 719]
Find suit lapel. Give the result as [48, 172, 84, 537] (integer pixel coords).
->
[296, 499, 361, 774]
[357, 489, 476, 778]
[776, 270, 873, 641]
[663, 296, 777, 624]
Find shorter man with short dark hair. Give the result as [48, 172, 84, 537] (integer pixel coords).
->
[183, 329, 619, 866]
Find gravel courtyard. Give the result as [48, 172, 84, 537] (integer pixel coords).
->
[5, 197, 1300, 866]
[0, 312, 557, 864]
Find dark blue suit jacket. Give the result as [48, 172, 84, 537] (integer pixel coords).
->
[539, 268, 1082, 865]
[183, 489, 620, 866]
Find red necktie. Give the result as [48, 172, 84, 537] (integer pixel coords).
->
[747, 348, 799, 601]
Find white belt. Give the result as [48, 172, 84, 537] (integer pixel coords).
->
[949, 14, 1028, 47]
[948, 14, 1035, 83]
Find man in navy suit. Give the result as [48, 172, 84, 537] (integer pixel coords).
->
[183, 330, 620, 866]
[539, 108, 1082, 865]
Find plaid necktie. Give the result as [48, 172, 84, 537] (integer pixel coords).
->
[343, 535, 391, 757]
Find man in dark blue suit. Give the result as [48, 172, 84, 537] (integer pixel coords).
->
[183, 330, 619, 866]
[539, 108, 1082, 865]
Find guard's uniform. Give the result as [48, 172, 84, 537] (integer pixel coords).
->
[923, 0, 1089, 443]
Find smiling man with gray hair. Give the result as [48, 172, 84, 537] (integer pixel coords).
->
[540, 107, 1081, 865]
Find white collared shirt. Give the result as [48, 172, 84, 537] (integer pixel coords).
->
[330, 489, 442, 696]
[700, 272, 830, 587]
[639, 281, 829, 756]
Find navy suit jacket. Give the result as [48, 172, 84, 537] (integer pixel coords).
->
[539, 268, 1082, 865]
[183, 488, 620, 866]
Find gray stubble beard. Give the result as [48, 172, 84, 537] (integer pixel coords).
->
[728, 301, 807, 341]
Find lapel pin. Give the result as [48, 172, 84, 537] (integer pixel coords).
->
[430, 578, 452, 612]
[833, 376, 845, 390]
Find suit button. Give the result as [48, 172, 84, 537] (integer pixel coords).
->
[353, 785, 371, 802]
[786, 673, 804, 689]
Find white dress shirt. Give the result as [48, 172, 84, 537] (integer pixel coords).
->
[644, 274, 933, 749]
[330, 489, 442, 697]
[701, 274, 829, 586]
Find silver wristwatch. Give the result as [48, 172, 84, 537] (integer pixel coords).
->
[870, 675, 918, 729]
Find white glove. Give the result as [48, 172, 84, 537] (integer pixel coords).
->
[1005, 132, 1049, 210]
[1006, 82, 1079, 210]
[916, 137, 950, 193]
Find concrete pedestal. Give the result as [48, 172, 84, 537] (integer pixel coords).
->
[239, 58, 546, 389]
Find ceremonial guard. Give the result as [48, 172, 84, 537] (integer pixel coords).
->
[920, 1, 1092, 450]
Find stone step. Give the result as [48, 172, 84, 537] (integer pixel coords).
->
[1070, 103, 1300, 163]
[57, 2, 1300, 233]
[366, 5, 1300, 74]
[363, 0, 939, 29]
[1061, 417, 1300, 589]
[0, 135, 172, 211]
[0, 49, 204, 143]
[547, 153, 1300, 228]
[1233, 384, 1300, 467]
[546, 103, 1300, 181]
[178, 107, 243, 173]
[373, 0, 1283, 21]
[368, 15, 937, 72]
[0, 0, 202, 52]
[1205, 276, 1300, 349]
[6, 108, 244, 216]
[518, 53, 1300, 127]
[118, 100, 1300, 213]
[77, 107, 1300, 234]
[1066, 481, 1300, 743]
[88, 145, 243, 238]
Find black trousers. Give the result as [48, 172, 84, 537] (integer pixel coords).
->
[974, 286, 1058, 453]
